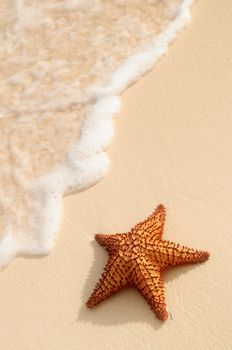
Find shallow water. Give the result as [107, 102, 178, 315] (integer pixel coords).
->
[0, 0, 192, 268]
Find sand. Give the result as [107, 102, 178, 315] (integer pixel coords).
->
[0, 0, 231, 349]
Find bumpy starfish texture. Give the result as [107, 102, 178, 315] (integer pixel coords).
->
[86, 204, 209, 320]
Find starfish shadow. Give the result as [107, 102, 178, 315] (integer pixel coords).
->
[77, 240, 202, 329]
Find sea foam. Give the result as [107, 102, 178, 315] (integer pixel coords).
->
[0, 0, 193, 268]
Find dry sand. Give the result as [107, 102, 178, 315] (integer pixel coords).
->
[0, 0, 231, 349]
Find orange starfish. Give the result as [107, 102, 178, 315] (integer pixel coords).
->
[86, 204, 209, 320]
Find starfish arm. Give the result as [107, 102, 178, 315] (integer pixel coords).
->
[132, 204, 166, 241]
[95, 233, 127, 254]
[132, 257, 168, 320]
[157, 240, 210, 267]
[86, 255, 128, 308]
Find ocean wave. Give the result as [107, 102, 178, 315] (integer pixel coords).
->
[0, 0, 193, 268]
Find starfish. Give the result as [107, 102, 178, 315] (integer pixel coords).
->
[86, 204, 209, 320]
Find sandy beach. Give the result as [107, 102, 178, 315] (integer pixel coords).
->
[0, 0, 231, 349]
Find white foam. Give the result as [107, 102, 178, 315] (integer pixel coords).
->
[0, 0, 193, 268]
